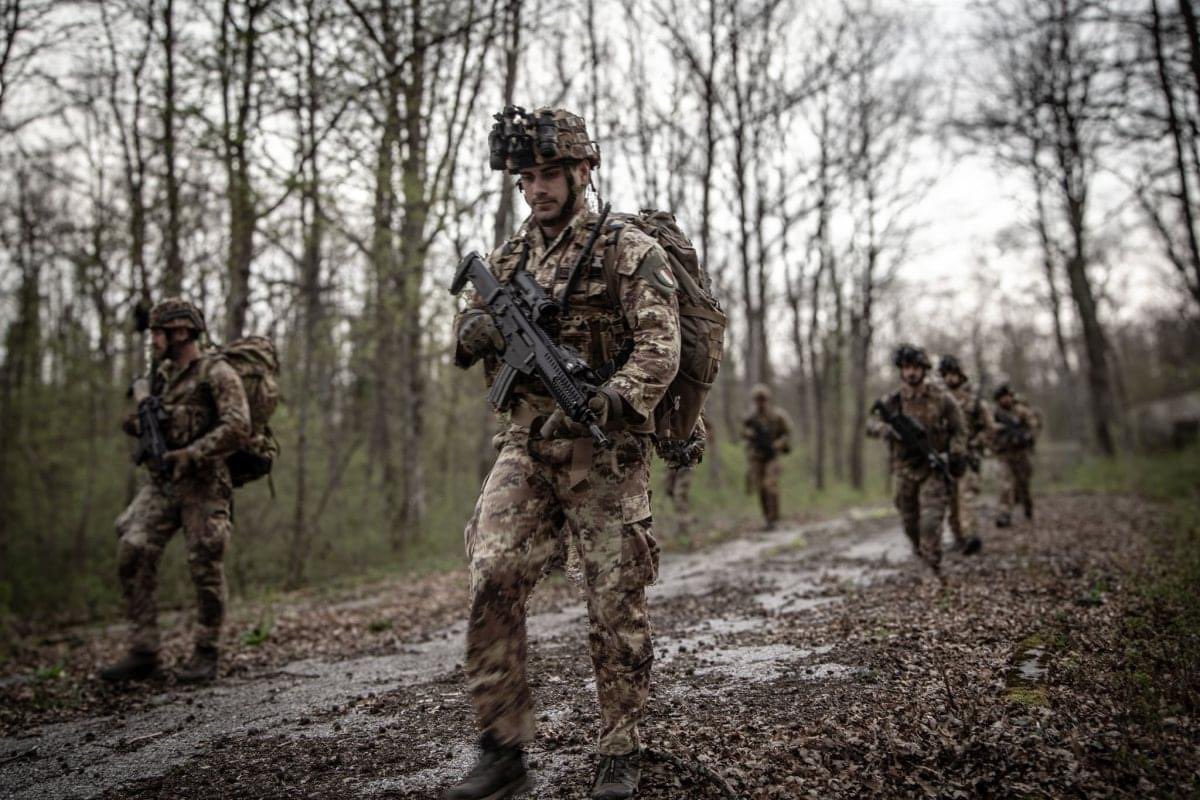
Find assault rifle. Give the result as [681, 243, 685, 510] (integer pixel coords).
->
[871, 397, 953, 485]
[746, 418, 776, 461]
[994, 410, 1034, 451]
[131, 377, 171, 479]
[451, 251, 611, 448]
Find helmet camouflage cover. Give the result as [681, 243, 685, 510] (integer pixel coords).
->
[489, 106, 600, 173]
[751, 383, 772, 400]
[938, 354, 964, 377]
[893, 343, 931, 369]
[149, 297, 206, 333]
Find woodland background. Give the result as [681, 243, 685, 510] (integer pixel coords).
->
[0, 0, 1198, 630]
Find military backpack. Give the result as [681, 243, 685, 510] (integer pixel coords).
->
[600, 209, 726, 450]
[207, 336, 280, 487]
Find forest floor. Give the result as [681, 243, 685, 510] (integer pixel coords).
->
[1, 488, 1198, 799]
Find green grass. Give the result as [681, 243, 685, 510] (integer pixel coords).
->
[1062, 444, 1200, 722]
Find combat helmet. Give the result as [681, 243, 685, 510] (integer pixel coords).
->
[893, 343, 931, 369]
[149, 297, 206, 334]
[938, 354, 964, 377]
[993, 382, 1014, 401]
[489, 106, 600, 173]
[751, 383, 772, 401]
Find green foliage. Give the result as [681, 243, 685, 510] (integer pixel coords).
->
[241, 613, 274, 647]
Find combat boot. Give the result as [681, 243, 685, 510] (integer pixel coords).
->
[99, 649, 159, 682]
[176, 646, 218, 684]
[962, 536, 983, 556]
[592, 752, 640, 800]
[444, 734, 529, 800]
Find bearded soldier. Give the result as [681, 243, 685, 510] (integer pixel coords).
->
[741, 384, 792, 530]
[867, 345, 967, 575]
[100, 299, 250, 684]
[446, 107, 680, 800]
[937, 355, 992, 555]
[991, 383, 1042, 527]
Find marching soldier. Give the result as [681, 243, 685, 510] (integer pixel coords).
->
[446, 107, 680, 800]
[101, 299, 250, 685]
[867, 345, 967, 575]
[937, 355, 992, 555]
[991, 383, 1042, 527]
[741, 384, 792, 530]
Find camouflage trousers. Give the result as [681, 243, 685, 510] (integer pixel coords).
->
[463, 427, 660, 756]
[894, 470, 949, 570]
[948, 466, 981, 543]
[115, 472, 233, 654]
[1000, 451, 1034, 518]
[747, 458, 782, 524]
[663, 465, 694, 516]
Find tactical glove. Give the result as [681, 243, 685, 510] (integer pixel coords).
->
[163, 448, 198, 482]
[539, 386, 623, 439]
[457, 309, 505, 358]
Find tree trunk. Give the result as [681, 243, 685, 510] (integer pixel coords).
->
[161, 0, 183, 295]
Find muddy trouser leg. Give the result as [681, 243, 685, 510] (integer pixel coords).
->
[893, 475, 921, 555]
[947, 479, 964, 545]
[464, 439, 561, 748]
[762, 459, 783, 523]
[960, 468, 981, 539]
[917, 476, 949, 571]
[1000, 456, 1019, 516]
[115, 482, 181, 654]
[748, 460, 768, 522]
[179, 476, 234, 651]
[1012, 451, 1034, 517]
[563, 435, 659, 757]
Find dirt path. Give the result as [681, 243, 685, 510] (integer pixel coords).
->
[1, 493, 1196, 799]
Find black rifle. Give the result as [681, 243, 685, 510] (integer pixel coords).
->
[871, 397, 953, 485]
[746, 418, 776, 461]
[131, 378, 171, 479]
[994, 410, 1034, 451]
[451, 251, 611, 448]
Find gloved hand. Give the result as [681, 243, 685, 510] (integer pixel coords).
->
[947, 452, 968, 478]
[539, 386, 623, 439]
[457, 309, 505, 359]
[163, 448, 197, 482]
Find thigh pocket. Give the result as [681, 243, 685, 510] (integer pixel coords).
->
[620, 493, 660, 586]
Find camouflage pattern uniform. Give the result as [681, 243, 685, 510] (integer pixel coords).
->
[992, 391, 1042, 524]
[868, 378, 967, 571]
[454, 197, 680, 756]
[117, 308, 250, 657]
[741, 391, 792, 528]
[943, 374, 994, 548]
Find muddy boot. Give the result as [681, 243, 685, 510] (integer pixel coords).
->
[99, 649, 159, 683]
[995, 511, 1012, 529]
[962, 536, 983, 556]
[592, 752, 640, 800]
[176, 646, 218, 684]
[1023, 501, 1033, 521]
[444, 734, 529, 800]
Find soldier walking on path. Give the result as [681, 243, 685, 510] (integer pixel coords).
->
[991, 383, 1042, 528]
[446, 107, 680, 800]
[100, 299, 250, 685]
[867, 345, 968, 576]
[741, 384, 792, 530]
[938, 355, 993, 555]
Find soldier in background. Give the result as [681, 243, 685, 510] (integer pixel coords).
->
[101, 299, 250, 685]
[741, 384, 792, 530]
[937, 355, 992, 555]
[991, 383, 1042, 527]
[867, 345, 967, 576]
[447, 107, 679, 800]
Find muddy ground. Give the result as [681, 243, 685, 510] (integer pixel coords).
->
[1, 491, 1197, 799]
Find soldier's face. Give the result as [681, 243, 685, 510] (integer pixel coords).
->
[151, 328, 168, 359]
[519, 161, 587, 226]
[900, 364, 925, 386]
[943, 371, 963, 389]
[999, 394, 1014, 410]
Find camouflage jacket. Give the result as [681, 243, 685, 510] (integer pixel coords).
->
[454, 208, 681, 434]
[991, 400, 1041, 454]
[123, 352, 251, 478]
[947, 382, 995, 452]
[741, 406, 793, 461]
[867, 381, 967, 478]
